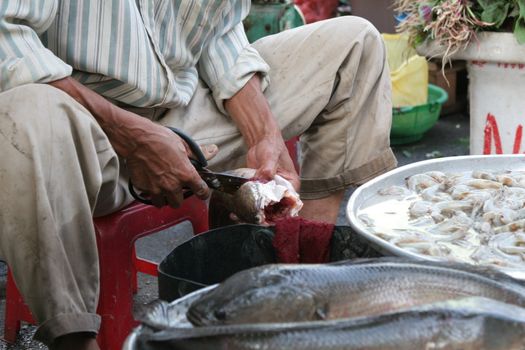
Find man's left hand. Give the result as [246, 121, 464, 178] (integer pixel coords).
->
[246, 132, 300, 191]
[224, 74, 300, 191]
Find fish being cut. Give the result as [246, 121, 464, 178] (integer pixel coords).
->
[186, 259, 525, 327]
[134, 297, 525, 350]
[209, 168, 302, 226]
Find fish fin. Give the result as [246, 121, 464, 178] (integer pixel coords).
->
[330, 258, 525, 288]
[315, 305, 328, 320]
[134, 299, 172, 330]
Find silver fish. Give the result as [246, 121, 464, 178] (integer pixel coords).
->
[186, 259, 525, 327]
[208, 168, 302, 226]
[135, 297, 525, 350]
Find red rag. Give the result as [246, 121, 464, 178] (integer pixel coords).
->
[273, 217, 301, 263]
[273, 217, 334, 264]
[299, 219, 334, 263]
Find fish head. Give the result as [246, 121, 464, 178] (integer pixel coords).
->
[187, 267, 317, 326]
[233, 177, 303, 225]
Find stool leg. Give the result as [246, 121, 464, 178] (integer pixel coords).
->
[192, 216, 209, 235]
[188, 197, 209, 234]
[96, 237, 138, 350]
[131, 245, 139, 294]
[4, 271, 22, 343]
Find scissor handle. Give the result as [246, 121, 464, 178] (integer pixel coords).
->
[129, 127, 206, 205]
[166, 127, 208, 169]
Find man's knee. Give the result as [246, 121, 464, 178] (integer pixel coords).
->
[324, 16, 385, 57]
[0, 83, 76, 126]
[0, 84, 93, 151]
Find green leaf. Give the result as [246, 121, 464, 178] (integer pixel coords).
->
[479, 1, 510, 27]
[515, 0, 525, 44]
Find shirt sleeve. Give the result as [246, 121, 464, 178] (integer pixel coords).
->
[0, 0, 72, 93]
[197, 1, 270, 114]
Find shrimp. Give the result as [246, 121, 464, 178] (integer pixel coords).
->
[488, 232, 525, 261]
[377, 185, 411, 197]
[406, 174, 439, 192]
[420, 184, 451, 202]
[408, 201, 433, 218]
[461, 179, 502, 190]
[494, 219, 525, 234]
[472, 170, 496, 181]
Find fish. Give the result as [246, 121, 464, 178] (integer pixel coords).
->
[134, 297, 525, 350]
[186, 259, 525, 327]
[208, 168, 303, 227]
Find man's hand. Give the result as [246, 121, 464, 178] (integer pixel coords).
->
[225, 75, 300, 191]
[49, 77, 217, 208]
[246, 131, 300, 190]
[123, 118, 216, 207]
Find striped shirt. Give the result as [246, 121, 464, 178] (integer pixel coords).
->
[0, 0, 270, 111]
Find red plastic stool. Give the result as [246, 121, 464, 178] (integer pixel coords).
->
[3, 196, 208, 350]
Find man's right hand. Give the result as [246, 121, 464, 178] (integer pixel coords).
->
[49, 77, 217, 208]
[124, 118, 215, 207]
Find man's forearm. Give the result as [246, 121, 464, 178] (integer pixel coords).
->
[48, 77, 154, 158]
[48, 77, 211, 205]
[224, 75, 282, 147]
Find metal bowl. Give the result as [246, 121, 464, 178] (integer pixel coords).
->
[346, 155, 525, 281]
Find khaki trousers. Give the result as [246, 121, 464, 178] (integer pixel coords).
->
[0, 16, 395, 345]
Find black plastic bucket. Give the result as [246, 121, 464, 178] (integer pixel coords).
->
[158, 224, 383, 302]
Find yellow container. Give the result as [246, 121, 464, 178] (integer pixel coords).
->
[383, 34, 428, 107]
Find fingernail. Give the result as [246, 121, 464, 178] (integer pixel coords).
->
[205, 144, 218, 153]
[197, 182, 209, 197]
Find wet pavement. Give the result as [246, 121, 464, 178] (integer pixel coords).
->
[0, 112, 469, 349]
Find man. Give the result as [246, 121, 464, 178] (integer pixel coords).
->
[0, 0, 396, 349]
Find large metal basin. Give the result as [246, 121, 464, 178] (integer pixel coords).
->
[347, 155, 525, 281]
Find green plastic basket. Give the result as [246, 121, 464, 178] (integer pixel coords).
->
[390, 84, 448, 145]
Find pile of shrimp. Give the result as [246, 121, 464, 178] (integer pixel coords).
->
[369, 170, 525, 269]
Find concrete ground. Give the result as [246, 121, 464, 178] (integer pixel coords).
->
[0, 112, 469, 349]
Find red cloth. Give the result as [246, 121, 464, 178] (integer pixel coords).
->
[272, 217, 334, 263]
[295, 0, 339, 24]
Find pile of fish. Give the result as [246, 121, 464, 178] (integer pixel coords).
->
[129, 259, 525, 350]
[209, 168, 303, 226]
[359, 170, 525, 269]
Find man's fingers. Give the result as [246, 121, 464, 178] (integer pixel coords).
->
[278, 152, 301, 191]
[255, 163, 277, 181]
[184, 168, 210, 200]
[200, 144, 219, 161]
[151, 194, 167, 208]
[165, 190, 184, 208]
[185, 143, 219, 162]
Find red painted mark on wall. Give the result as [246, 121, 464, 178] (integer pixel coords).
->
[483, 113, 524, 154]
[496, 62, 525, 70]
[471, 60, 487, 68]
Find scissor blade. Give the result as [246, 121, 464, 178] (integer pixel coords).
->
[199, 171, 249, 194]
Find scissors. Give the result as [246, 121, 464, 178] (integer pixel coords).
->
[129, 127, 248, 205]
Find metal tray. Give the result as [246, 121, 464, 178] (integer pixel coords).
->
[347, 155, 525, 281]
